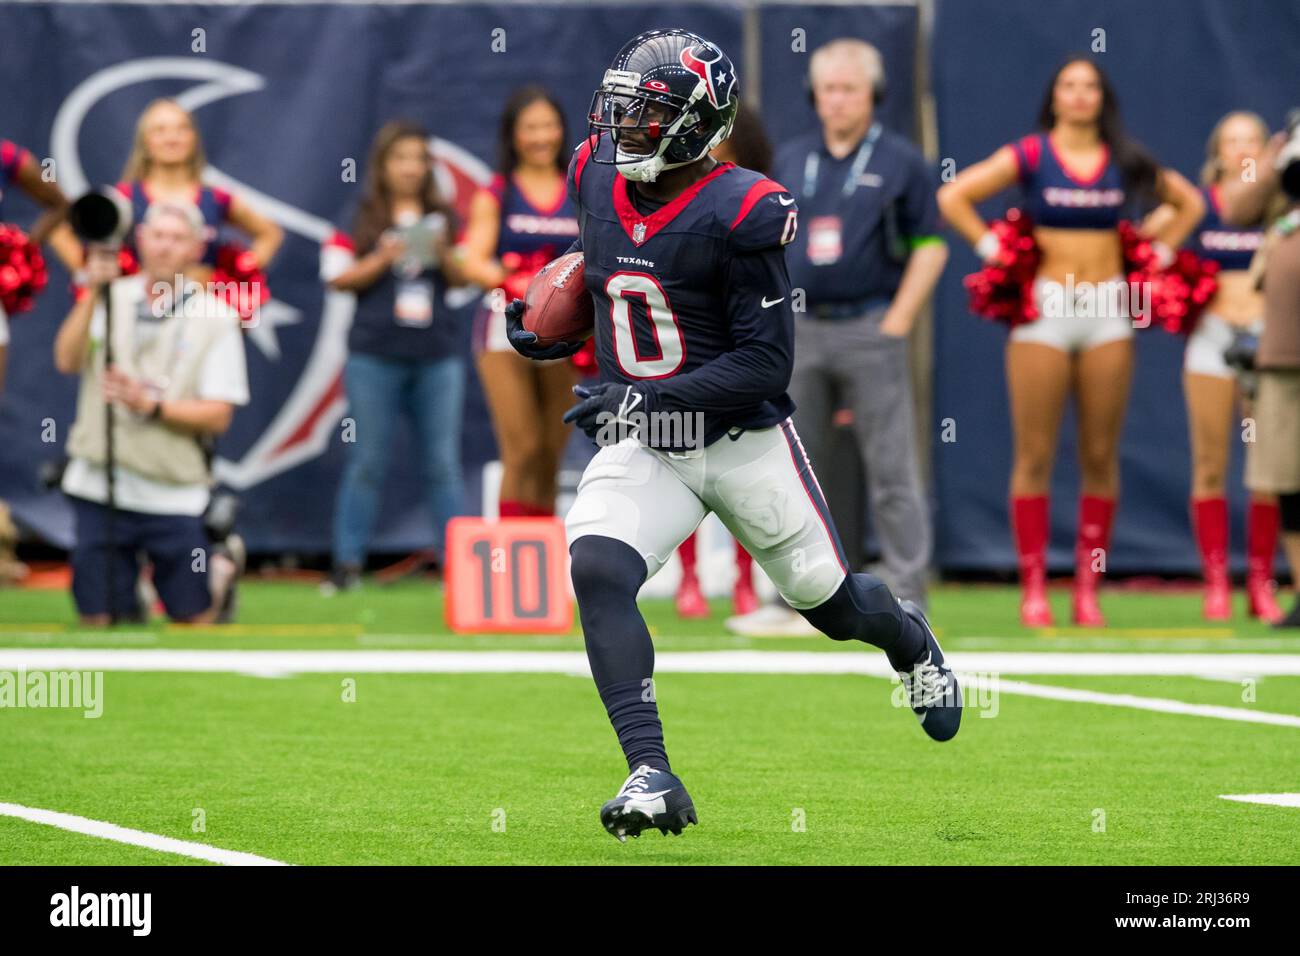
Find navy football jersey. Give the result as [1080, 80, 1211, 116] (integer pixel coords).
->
[567, 132, 800, 447]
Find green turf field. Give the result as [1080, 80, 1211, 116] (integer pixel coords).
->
[2, 581, 1298, 864]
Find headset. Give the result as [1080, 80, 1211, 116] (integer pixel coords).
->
[805, 40, 887, 108]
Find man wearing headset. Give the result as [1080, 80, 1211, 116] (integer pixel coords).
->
[769, 39, 947, 610]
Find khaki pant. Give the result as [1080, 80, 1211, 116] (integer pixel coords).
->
[1245, 370, 1300, 494]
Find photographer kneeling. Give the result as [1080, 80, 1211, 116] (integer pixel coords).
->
[54, 201, 248, 625]
[1223, 112, 1300, 628]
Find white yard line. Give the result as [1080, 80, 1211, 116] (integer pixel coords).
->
[0, 803, 290, 866]
[3, 649, 1299, 728]
[1219, 793, 1300, 808]
[969, 677, 1300, 729]
[3, 648, 1300, 676]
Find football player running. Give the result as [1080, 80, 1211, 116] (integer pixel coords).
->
[505, 29, 961, 842]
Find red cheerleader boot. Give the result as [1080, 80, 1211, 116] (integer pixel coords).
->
[732, 541, 758, 616]
[1246, 500, 1284, 623]
[1072, 495, 1114, 627]
[1193, 497, 1232, 621]
[1071, 580, 1106, 628]
[1012, 495, 1054, 627]
[1020, 573, 1053, 628]
[675, 534, 709, 619]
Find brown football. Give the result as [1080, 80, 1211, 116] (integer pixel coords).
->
[523, 251, 595, 346]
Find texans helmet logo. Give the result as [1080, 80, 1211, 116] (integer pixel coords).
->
[679, 44, 730, 108]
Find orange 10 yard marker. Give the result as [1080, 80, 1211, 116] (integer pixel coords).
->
[444, 517, 573, 633]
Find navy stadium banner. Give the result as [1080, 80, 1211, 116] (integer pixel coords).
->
[0, 2, 753, 553]
[0, 1, 916, 556]
[1, 0, 1296, 574]
[930, 0, 1300, 574]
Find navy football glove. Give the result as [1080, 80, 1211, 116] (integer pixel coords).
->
[562, 382, 657, 442]
[504, 298, 584, 361]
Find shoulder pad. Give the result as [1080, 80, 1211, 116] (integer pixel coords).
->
[567, 137, 597, 209]
[726, 173, 798, 252]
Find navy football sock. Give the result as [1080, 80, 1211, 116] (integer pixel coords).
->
[798, 573, 926, 671]
[596, 678, 671, 773]
[570, 535, 671, 773]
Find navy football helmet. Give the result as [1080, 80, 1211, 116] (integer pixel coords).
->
[588, 29, 740, 182]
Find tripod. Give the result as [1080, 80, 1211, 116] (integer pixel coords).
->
[99, 279, 120, 625]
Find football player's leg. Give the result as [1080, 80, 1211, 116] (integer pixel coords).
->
[566, 439, 706, 772]
[704, 420, 904, 654]
[708, 421, 960, 740]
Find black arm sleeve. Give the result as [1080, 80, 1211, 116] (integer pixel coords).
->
[652, 245, 794, 414]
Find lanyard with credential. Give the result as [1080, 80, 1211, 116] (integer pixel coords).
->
[802, 123, 882, 200]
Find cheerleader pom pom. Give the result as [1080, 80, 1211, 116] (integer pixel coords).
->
[117, 246, 140, 276]
[963, 208, 1040, 326]
[0, 223, 49, 315]
[1119, 221, 1219, 335]
[212, 242, 270, 323]
[570, 337, 598, 375]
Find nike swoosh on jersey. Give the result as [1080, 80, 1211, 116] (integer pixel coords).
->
[778, 195, 795, 205]
[761, 296, 785, 308]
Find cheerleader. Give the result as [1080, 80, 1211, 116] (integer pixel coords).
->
[458, 87, 579, 518]
[60, 98, 282, 280]
[0, 137, 73, 587]
[1166, 112, 1282, 621]
[937, 57, 1204, 626]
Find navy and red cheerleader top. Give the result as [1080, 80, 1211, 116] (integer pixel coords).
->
[0, 139, 32, 220]
[115, 180, 233, 266]
[1007, 132, 1126, 230]
[1190, 183, 1263, 272]
[486, 171, 579, 263]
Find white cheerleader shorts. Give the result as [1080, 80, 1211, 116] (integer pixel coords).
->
[1010, 275, 1133, 353]
[1185, 313, 1264, 379]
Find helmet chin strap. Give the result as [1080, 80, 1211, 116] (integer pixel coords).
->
[615, 151, 667, 182]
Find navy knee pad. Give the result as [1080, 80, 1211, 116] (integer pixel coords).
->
[798, 572, 904, 645]
[570, 535, 647, 605]
[570, 535, 653, 685]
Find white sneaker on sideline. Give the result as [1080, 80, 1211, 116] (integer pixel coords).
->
[724, 604, 820, 637]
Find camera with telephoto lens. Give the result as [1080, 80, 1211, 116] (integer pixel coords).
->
[203, 491, 240, 544]
[1224, 330, 1261, 399]
[67, 187, 134, 245]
